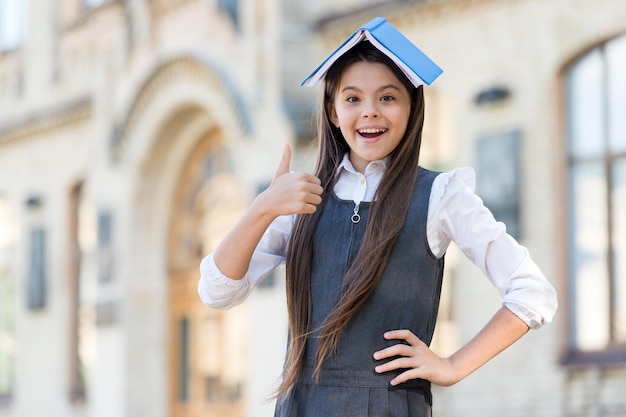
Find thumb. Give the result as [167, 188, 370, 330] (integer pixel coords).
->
[274, 144, 291, 178]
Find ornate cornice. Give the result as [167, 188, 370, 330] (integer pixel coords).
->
[0, 96, 92, 146]
[149, 0, 199, 17]
[315, 0, 503, 34]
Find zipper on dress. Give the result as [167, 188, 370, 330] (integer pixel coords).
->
[351, 202, 361, 224]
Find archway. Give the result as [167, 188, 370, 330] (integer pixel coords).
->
[167, 126, 248, 417]
[122, 56, 253, 417]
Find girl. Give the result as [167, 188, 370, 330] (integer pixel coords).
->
[198, 20, 557, 417]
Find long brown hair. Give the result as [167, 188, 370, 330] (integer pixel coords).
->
[278, 41, 426, 396]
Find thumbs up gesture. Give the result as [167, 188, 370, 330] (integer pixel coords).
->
[273, 143, 294, 180]
[259, 144, 323, 217]
[211, 144, 323, 280]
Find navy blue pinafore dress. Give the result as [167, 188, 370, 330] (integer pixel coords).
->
[275, 168, 444, 417]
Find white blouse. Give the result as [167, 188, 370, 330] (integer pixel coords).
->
[198, 155, 558, 329]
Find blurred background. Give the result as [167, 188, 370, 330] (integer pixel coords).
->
[0, 0, 625, 416]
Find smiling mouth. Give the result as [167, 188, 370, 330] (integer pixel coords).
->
[358, 128, 387, 138]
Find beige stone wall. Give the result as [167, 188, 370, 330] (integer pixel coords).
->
[1, 1, 292, 417]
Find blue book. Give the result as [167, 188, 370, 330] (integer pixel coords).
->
[301, 17, 443, 87]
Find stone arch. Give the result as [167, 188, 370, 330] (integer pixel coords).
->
[110, 55, 252, 163]
[119, 57, 252, 417]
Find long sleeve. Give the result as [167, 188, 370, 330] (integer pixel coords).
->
[427, 168, 558, 329]
[199, 162, 558, 327]
[197, 213, 294, 309]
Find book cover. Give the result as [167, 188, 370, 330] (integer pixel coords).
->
[301, 17, 443, 87]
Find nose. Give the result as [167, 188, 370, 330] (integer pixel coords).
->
[362, 101, 379, 118]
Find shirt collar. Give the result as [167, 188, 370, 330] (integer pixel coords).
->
[336, 153, 389, 176]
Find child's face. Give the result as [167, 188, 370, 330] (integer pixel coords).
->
[330, 61, 412, 173]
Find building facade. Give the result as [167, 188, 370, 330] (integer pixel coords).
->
[0, 0, 625, 417]
[0, 0, 293, 416]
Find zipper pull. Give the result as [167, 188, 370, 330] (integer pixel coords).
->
[351, 203, 361, 224]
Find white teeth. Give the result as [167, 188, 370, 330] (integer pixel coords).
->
[358, 128, 386, 134]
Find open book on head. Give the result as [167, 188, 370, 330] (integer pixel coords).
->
[301, 17, 443, 88]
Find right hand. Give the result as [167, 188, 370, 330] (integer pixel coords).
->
[256, 144, 323, 217]
[211, 144, 322, 280]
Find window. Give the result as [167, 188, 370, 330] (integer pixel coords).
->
[475, 131, 521, 239]
[84, 0, 109, 7]
[0, 0, 28, 51]
[68, 184, 86, 401]
[178, 318, 190, 402]
[565, 34, 626, 359]
[26, 228, 47, 309]
[0, 198, 17, 401]
[217, 0, 239, 30]
[97, 211, 113, 282]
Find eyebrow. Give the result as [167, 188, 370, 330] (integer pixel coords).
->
[340, 84, 403, 94]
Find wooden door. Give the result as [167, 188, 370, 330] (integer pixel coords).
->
[168, 269, 246, 417]
[167, 134, 248, 417]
